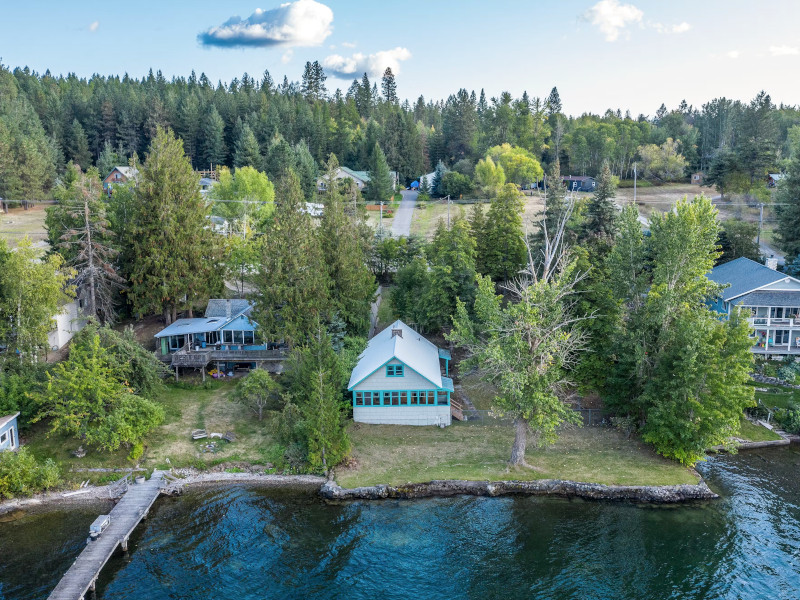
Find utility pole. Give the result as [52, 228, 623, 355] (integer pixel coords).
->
[446, 195, 451, 228]
[633, 162, 637, 206]
[379, 201, 384, 235]
[757, 202, 764, 247]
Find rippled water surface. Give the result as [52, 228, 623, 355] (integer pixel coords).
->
[2, 447, 799, 600]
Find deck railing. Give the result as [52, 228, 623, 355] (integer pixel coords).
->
[749, 316, 800, 327]
[166, 347, 288, 367]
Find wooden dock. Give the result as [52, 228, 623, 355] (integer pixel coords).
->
[47, 471, 167, 600]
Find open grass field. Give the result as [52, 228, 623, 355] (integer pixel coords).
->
[337, 422, 699, 488]
[0, 205, 49, 249]
[751, 382, 799, 411]
[616, 183, 705, 220]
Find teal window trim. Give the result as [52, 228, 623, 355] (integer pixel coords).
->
[352, 389, 450, 407]
[386, 364, 404, 377]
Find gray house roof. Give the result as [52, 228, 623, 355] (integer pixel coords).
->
[0, 412, 19, 430]
[205, 299, 253, 319]
[708, 257, 787, 302]
[734, 290, 800, 307]
[348, 320, 444, 390]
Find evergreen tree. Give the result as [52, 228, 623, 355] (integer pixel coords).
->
[66, 118, 91, 170]
[482, 184, 526, 281]
[200, 106, 227, 169]
[469, 202, 487, 274]
[365, 143, 393, 204]
[265, 134, 296, 182]
[381, 67, 398, 104]
[546, 86, 562, 115]
[49, 165, 125, 323]
[293, 141, 318, 200]
[126, 128, 223, 322]
[581, 160, 618, 245]
[319, 154, 377, 335]
[355, 73, 372, 118]
[776, 135, 800, 263]
[287, 326, 351, 473]
[253, 170, 331, 347]
[432, 160, 447, 197]
[233, 123, 262, 170]
[96, 141, 122, 177]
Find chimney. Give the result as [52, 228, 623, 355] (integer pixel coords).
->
[391, 327, 403, 338]
[226, 301, 231, 318]
[765, 257, 779, 271]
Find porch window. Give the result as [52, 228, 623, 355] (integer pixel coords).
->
[169, 335, 184, 351]
[426, 391, 436, 405]
[223, 330, 233, 344]
[0, 433, 6, 444]
[771, 307, 784, 319]
[355, 392, 364, 406]
[233, 331, 244, 345]
[775, 330, 790, 345]
[389, 391, 400, 406]
[399, 391, 408, 406]
[208, 331, 219, 345]
[410, 391, 419, 405]
[244, 331, 254, 345]
[437, 391, 448, 405]
[386, 364, 404, 377]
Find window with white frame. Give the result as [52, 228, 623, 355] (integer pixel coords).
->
[386, 364, 404, 377]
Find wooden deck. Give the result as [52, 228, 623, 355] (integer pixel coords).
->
[165, 348, 288, 368]
[47, 471, 167, 600]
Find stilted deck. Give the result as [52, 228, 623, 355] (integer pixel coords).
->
[47, 471, 167, 600]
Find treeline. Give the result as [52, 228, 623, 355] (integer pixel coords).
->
[2, 61, 800, 204]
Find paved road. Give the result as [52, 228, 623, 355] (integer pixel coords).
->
[391, 190, 417, 237]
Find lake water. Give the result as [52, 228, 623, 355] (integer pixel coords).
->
[2, 446, 799, 600]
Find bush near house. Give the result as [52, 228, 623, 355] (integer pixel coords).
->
[0, 448, 61, 499]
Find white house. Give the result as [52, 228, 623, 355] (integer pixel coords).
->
[0, 412, 19, 451]
[317, 166, 399, 194]
[47, 300, 87, 351]
[348, 320, 453, 426]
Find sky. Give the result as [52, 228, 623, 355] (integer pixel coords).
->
[2, 0, 799, 116]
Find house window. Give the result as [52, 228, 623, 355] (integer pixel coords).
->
[399, 391, 408, 406]
[386, 364, 404, 377]
[389, 391, 400, 406]
[244, 331, 254, 345]
[223, 330, 233, 344]
[775, 330, 790, 345]
[169, 335, 184, 351]
[437, 391, 448, 405]
[0, 433, 6, 444]
[233, 331, 244, 344]
[410, 391, 419, 405]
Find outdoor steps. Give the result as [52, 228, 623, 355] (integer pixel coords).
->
[450, 399, 465, 422]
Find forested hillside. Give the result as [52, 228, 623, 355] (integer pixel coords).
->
[2, 60, 799, 204]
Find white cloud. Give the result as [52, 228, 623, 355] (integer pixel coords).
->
[199, 0, 334, 48]
[583, 0, 643, 42]
[770, 45, 799, 56]
[323, 47, 411, 79]
[341, 41, 356, 48]
[726, 50, 740, 59]
[89, 21, 99, 32]
[651, 20, 691, 34]
[281, 49, 294, 63]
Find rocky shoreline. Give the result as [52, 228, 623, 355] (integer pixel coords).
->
[320, 478, 719, 503]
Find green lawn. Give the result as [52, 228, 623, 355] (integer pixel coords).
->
[336, 423, 698, 489]
[751, 382, 799, 411]
[737, 418, 783, 442]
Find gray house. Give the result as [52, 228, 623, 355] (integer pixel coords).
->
[0, 412, 19, 451]
[709, 257, 800, 355]
[562, 175, 597, 192]
[348, 320, 453, 426]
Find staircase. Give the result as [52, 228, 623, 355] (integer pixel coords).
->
[450, 397, 465, 421]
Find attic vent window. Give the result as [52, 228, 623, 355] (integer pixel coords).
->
[391, 328, 403, 338]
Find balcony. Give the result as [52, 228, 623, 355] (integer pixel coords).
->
[161, 347, 288, 367]
[749, 317, 800, 327]
[752, 344, 800, 355]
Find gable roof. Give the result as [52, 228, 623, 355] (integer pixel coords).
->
[562, 175, 595, 182]
[108, 166, 138, 179]
[348, 320, 443, 390]
[205, 299, 253, 319]
[339, 166, 370, 183]
[734, 290, 800, 307]
[0, 412, 20, 430]
[708, 257, 790, 302]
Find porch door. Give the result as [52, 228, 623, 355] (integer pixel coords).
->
[9, 428, 14, 449]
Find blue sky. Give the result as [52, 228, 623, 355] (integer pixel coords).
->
[3, 0, 799, 115]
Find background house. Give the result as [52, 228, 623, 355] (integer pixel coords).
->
[102, 166, 138, 196]
[348, 320, 453, 426]
[691, 172, 705, 185]
[709, 257, 800, 355]
[768, 173, 785, 188]
[0, 412, 20, 451]
[317, 167, 399, 194]
[562, 175, 597, 192]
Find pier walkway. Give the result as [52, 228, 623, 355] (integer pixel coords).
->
[47, 471, 167, 600]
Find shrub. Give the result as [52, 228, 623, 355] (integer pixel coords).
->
[777, 402, 800, 435]
[0, 448, 61, 499]
[128, 441, 144, 462]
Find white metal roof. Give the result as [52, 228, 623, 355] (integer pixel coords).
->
[0, 412, 20, 430]
[348, 320, 444, 390]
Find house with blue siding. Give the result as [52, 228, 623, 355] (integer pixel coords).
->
[153, 299, 286, 377]
[0, 412, 20, 451]
[709, 257, 800, 355]
[348, 320, 454, 426]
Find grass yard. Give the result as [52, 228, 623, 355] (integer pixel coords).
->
[751, 382, 799, 411]
[0, 205, 49, 249]
[337, 423, 698, 489]
[616, 183, 702, 220]
[24, 379, 285, 486]
[737, 418, 783, 442]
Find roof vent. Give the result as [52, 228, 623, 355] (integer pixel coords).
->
[391, 328, 403, 338]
